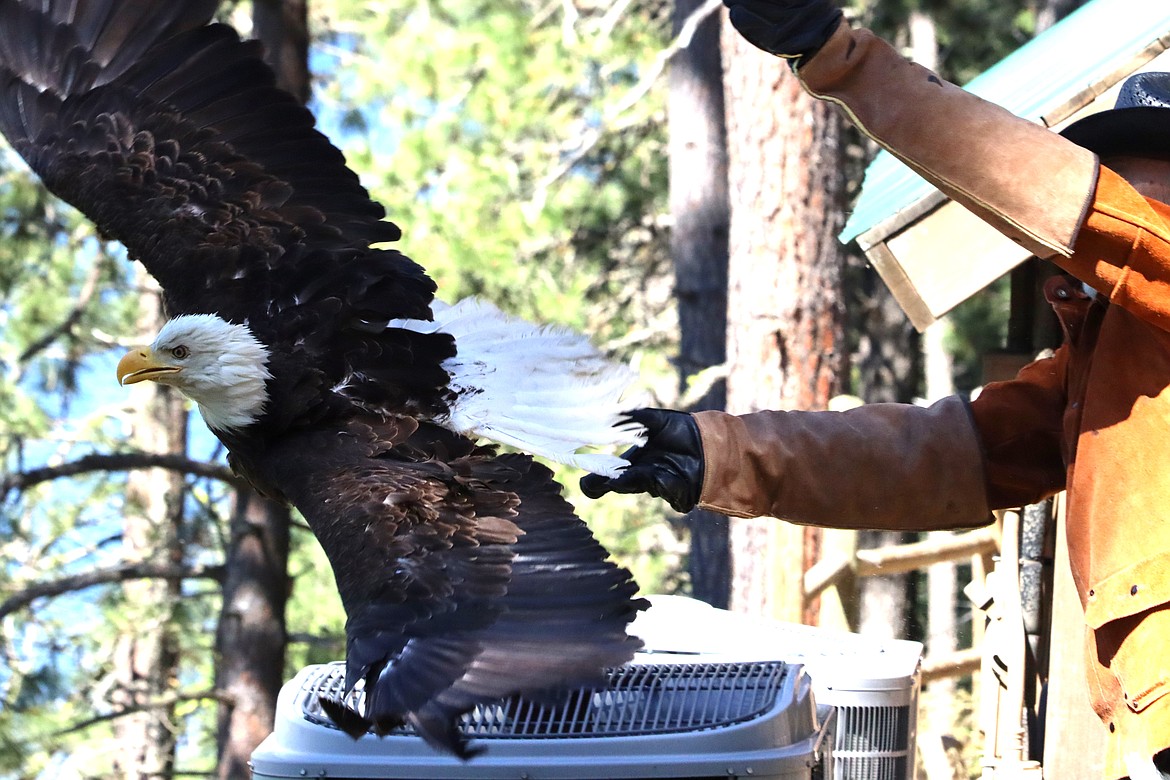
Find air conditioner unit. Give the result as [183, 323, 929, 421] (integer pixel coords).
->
[632, 596, 923, 780]
[251, 596, 921, 780]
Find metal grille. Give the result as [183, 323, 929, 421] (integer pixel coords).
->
[297, 661, 794, 739]
[832, 704, 912, 780]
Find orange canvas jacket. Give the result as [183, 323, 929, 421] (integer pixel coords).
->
[693, 166, 1170, 776]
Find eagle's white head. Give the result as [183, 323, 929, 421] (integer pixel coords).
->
[116, 314, 272, 432]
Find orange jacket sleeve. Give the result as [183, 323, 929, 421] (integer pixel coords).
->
[1062, 166, 1170, 331]
[967, 349, 1069, 510]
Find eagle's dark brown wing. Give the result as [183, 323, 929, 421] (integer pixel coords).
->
[250, 419, 645, 757]
[0, 0, 431, 324]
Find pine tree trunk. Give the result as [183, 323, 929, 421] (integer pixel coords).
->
[1034, 0, 1091, 32]
[848, 231, 920, 638]
[112, 277, 187, 780]
[720, 22, 847, 623]
[215, 492, 290, 780]
[670, 0, 731, 608]
[253, 0, 311, 105]
[851, 285, 917, 638]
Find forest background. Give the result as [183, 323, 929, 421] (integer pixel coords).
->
[0, 0, 1087, 777]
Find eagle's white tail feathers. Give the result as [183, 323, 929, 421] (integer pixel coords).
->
[390, 298, 645, 478]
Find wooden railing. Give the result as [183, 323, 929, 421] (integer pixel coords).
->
[802, 523, 1000, 682]
[804, 525, 999, 601]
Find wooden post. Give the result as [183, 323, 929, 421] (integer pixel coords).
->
[1042, 495, 1106, 778]
[814, 527, 858, 632]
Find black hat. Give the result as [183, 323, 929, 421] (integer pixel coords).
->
[1060, 72, 1170, 160]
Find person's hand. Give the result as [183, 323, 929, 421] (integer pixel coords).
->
[579, 408, 704, 514]
[723, 0, 843, 61]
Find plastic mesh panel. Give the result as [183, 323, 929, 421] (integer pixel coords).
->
[832, 704, 912, 779]
[296, 661, 794, 739]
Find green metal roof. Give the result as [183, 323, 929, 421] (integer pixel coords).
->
[839, 0, 1170, 244]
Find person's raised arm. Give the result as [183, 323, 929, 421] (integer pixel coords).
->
[723, 0, 1099, 260]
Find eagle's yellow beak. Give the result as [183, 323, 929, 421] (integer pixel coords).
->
[117, 348, 181, 386]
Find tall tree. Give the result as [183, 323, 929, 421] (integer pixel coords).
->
[669, 0, 731, 608]
[111, 277, 188, 780]
[720, 18, 848, 623]
[214, 491, 290, 779]
[254, 0, 310, 104]
[1033, 0, 1090, 31]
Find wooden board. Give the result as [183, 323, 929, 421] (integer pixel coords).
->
[865, 201, 1032, 331]
[1042, 496, 1107, 778]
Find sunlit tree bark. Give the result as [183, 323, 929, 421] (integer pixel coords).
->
[720, 20, 847, 624]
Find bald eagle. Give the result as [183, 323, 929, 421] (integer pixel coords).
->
[0, 0, 647, 757]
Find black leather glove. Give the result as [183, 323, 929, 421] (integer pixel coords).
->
[723, 0, 843, 62]
[579, 408, 704, 514]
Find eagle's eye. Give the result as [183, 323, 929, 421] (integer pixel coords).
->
[170, 345, 190, 360]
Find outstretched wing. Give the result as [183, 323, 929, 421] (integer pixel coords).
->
[256, 420, 646, 757]
[0, 0, 432, 323]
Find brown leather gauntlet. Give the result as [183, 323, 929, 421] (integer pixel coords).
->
[693, 396, 991, 530]
[797, 23, 1099, 259]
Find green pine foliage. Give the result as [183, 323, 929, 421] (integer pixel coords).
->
[313, 0, 674, 345]
[860, 0, 1048, 84]
[0, 151, 136, 775]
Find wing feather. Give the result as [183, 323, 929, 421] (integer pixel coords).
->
[257, 422, 645, 758]
[0, 1, 411, 321]
[0, 0, 218, 93]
